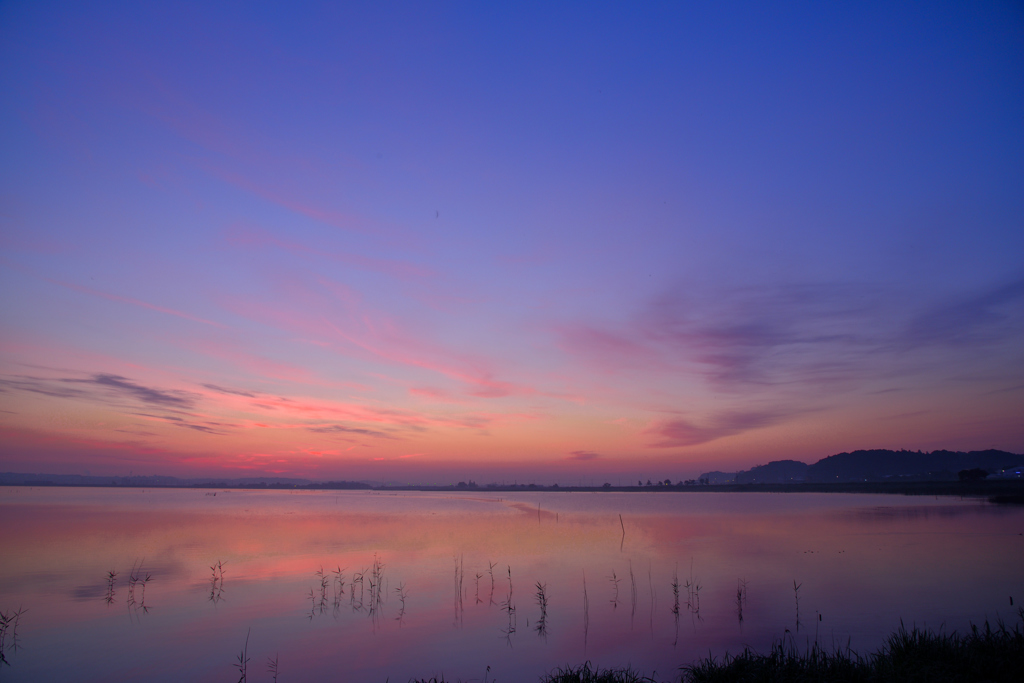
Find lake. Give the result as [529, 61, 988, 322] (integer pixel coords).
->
[0, 487, 1021, 681]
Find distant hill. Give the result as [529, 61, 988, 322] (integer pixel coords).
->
[701, 449, 1023, 484]
[805, 449, 1021, 483]
[734, 459, 809, 484]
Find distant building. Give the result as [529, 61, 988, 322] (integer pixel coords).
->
[990, 465, 1023, 479]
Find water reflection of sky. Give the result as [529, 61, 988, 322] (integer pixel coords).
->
[1, 488, 1021, 681]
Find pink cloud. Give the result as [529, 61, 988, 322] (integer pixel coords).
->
[567, 450, 600, 461]
[221, 285, 545, 401]
[193, 382, 522, 435]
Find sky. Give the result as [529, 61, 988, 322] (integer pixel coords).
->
[1, 1, 1022, 484]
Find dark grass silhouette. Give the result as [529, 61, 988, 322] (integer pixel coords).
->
[410, 662, 656, 683]
[547, 662, 658, 683]
[683, 610, 1024, 682]
[408, 610, 1024, 682]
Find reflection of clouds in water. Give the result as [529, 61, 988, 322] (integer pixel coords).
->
[4, 490, 1022, 681]
[71, 584, 107, 601]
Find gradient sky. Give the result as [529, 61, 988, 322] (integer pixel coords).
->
[1, 2, 1022, 484]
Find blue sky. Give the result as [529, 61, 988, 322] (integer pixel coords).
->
[1, 1, 1022, 482]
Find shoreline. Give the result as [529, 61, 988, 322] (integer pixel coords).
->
[3, 479, 1023, 500]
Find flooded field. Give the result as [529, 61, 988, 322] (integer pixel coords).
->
[0, 487, 1021, 681]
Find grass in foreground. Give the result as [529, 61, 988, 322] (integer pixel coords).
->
[411, 609, 1024, 683]
[546, 662, 658, 683]
[683, 609, 1024, 683]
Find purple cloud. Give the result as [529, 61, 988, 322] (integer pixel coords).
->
[646, 411, 781, 448]
[567, 450, 600, 461]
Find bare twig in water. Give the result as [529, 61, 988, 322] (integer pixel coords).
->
[488, 561, 497, 605]
[794, 580, 802, 632]
[610, 570, 621, 608]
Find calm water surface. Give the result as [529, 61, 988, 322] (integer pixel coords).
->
[1, 487, 1022, 681]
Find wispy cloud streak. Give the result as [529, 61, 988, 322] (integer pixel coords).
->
[562, 276, 1024, 392]
[49, 279, 226, 328]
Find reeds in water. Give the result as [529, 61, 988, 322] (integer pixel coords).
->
[266, 653, 279, 683]
[0, 606, 26, 665]
[234, 628, 250, 683]
[500, 565, 516, 645]
[395, 582, 408, 625]
[332, 566, 346, 604]
[535, 581, 549, 638]
[351, 568, 366, 611]
[127, 559, 152, 617]
[104, 570, 117, 605]
[311, 566, 329, 615]
[368, 553, 386, 623]
[683, 560, 701, 621]
[209, 560, 225, 604]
